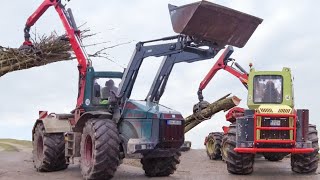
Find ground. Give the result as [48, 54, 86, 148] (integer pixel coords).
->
[0, 139, 319, 180]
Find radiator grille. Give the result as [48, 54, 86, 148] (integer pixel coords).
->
[278, 109, 291, 114]
[159, 119, 184, 148]
[259, 117, 291, 140]
[259, 108, 273, 113]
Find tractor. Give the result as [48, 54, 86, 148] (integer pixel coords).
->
[24, 0, 262, 179]
[200, 46, 319, 174]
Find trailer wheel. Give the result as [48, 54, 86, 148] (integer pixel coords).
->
[225, 123, 254, 175]
[80, 119, 120, 180]
[205, 132, 223, 160]
[32, 122, 68, 172]
[141, 151, 181, 177]
[263, 153, 286, 161]
[291, 124, 319, 173]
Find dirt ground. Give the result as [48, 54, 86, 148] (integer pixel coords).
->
[0, 142, 319, 180]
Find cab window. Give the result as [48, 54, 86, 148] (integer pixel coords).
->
[92, 78, 120, 105]
[253, 75, 283, 103]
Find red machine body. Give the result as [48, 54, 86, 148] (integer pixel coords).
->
[23, 0, 88, 110]
[198, 46, 248, 94]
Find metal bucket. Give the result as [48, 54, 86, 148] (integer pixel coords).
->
[168, 1, 263, 48]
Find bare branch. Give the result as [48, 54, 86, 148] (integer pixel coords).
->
[0, 29, 131, 77]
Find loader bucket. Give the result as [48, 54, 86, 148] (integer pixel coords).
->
[168, 1, 263, 48]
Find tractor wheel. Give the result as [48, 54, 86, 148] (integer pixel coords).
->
[205, 132, 223, 160]
[141, 151, 181, 177]
[225, 123, 255, 175]
[263, 153, 286, 161]
[221, 134, 228, 162]
[32, 123, 68, 172]
[180, 141, 192, 152]
[291, 124, 319, 173]
[80, 119, 120, 180]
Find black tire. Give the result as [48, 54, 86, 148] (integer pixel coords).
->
[32, 123, 68, 172]
[180, 141, 192, 152]
[221, 134, 228, 162]
[263, 153, 286, 161]
[179, 147, 191, 152]
[141, 151, 181, 177]
[205, 132, 223, 160]
[291, 124, 319, 173]
[80, 119, 120, 180]
[225, 123, 254, 175]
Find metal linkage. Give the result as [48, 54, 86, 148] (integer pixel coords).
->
[117, 35, 221, 105]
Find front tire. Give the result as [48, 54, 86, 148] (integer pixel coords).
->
[225, 123, 254, 175]
[291, 124, 319, 173]
[205, 132, 223, 160]
[263, 153, 286, 161]
[80, 119, 120, 180]
[141, 151, 181, 177]
[180, 141, 192, 152]
[32, 123, 68, 172]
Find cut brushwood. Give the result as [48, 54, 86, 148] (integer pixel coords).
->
[184, 94, 241, 133]
[0, 33, 72, 77]
[0, 30, 131, 77]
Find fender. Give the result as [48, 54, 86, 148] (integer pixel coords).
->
[73, 111, 113, 132]
[32, 116, 72, 139]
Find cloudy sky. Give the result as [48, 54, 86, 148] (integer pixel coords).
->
[0, 0, 319, 149]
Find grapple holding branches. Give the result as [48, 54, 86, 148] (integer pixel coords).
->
[0, 33, 72, 77]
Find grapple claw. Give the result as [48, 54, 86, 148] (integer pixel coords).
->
[193, 100, 210, 113]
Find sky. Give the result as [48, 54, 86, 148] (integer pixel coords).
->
[0, 0, 320, 149]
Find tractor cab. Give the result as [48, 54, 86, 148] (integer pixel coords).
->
[82, 67, 123, 111]
[247, 67, 294, 110]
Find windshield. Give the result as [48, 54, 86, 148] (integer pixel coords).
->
[253, 75, 283, 103]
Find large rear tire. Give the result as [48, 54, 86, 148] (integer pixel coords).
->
[225, 123, 254, 175]
[80, 119, 120, 180]
[291, 124, 319, 173]
[205, 132, 223, 160]
[141, 151, 181, 177]
[263, 153, 286, 161]
[32, 123, 68, 172]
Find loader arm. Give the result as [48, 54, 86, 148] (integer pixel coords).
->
[117, 35, 220, 105]
[197, 46, 249, 101]
[146, 46, 219, 103]
[23, 0, 90, 108]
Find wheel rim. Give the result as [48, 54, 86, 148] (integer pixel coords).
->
[207, 139, 215, 154]
[37, 136, 44, 159]
[84, 135, 93, 166]
[222, 141, 228, 159]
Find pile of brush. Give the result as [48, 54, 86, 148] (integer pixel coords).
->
[0, 33, 73, 77]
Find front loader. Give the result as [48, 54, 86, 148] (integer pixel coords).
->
[199, 46, 319, 174]
[24, 0, 262, 179]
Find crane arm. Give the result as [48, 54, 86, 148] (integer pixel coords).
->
[197, 46, 249, 101]
[23, 0, 55, 45]
[23, 0, 89, 108]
